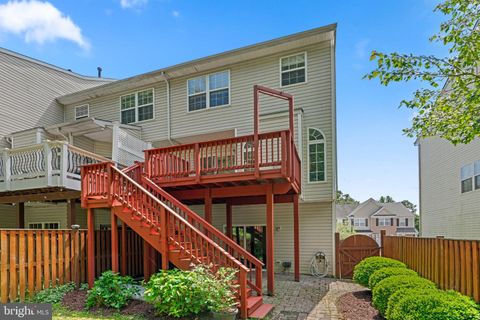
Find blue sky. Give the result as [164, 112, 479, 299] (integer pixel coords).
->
[0, 0, 448, 206]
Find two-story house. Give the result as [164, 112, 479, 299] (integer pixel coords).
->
[417, 137, 480, 239]
[0, 24, 337, 317]
[337, 198, 417, 243]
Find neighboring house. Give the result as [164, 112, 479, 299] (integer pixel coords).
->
[417, 137, 480, 239]
[337, 198, 417, 243]
[0, 25, 337, 316]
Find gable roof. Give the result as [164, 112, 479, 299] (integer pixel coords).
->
[348, 198, 416, 218]
[336, 203, 359, 219]
[57, 24, 337, 105]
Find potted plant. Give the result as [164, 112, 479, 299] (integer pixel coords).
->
[206, 267, 239, 320]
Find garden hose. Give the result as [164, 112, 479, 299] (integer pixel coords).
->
[310, 251, 329, 278]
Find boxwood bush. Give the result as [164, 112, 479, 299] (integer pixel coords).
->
[352, 256, 406, 287]
[368, 267, 417, 289]
[387, 288, 480, 320]
[86, 270, 139, 309]
[372, 275, 436, 315]
[386, 287, 439, 319]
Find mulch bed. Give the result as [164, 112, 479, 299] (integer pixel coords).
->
[61, 290, 205, 319]
[336, 290, 384, 320]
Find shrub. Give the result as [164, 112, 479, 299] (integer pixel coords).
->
[31, 283, 76, 303]
[200, 266, 238, 313]
[86, 270, 139, 309]
[353, 256, 406, 287]
[387, 289, 480, 320]
[368, 267, 417, 289]
[386, 287, 439, 319]
[372, 275, 436, 315]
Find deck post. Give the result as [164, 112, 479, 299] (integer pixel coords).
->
[87, 208, 95, 288]
[143, 240, 151, 281]
[160, 206, 169, 270]
[111, 209, 119, 273]
[17, 202, 24, 228]
[204, 188, 212, 224]
[67, 199, 76, 227]
[226, 203, 233, 239]
[121, 222, 127, 276]
[266, 183, 275, 296]
[293, 194, 300, 282]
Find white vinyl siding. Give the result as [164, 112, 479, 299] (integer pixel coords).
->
[120, 89, 154, 124]
[75, 104, 89, 120]
[187, 70, 230, 111]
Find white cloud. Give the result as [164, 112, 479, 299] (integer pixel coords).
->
[0, 0, 89, 50]
[172, 10, 180, 18]
[120, 0, 148, 9]
[354, 38, 370, 59]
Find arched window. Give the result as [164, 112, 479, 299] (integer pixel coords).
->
[308, 128, 325, 182]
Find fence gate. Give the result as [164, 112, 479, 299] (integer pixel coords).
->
[335, 233, 380, 278]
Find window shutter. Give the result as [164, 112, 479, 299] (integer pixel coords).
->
[397, 218, 399, 226]
[366, 219, 368, 227]
[376, 218, 379, 226]
[351, 219, 354, 226]
[406, 218, 409, 226]
[391, 218, 394, 226]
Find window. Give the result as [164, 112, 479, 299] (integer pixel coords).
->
[378, 218, 391, 227]
[475, 160, 480, 190]
[461, 163, 474, 193]
[75, 104, 89, 120]
[398, 218, 408, 227]
[280, 52, 306, 86]
[120, 89, 154, 124]
[353, 218, 367, 227]
[28, 222, 59, 229]
[308, 128, 325, 182]
[188, 70, 230, 111]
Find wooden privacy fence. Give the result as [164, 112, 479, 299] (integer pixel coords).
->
[383, 235, 480, 302]
[0, 228, 145, 303]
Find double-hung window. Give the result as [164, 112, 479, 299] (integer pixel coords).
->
[398, 218, 408, 227]
[378, 218, 391, 227]
[475, 160, 480, 190]
[120, 89, 154, 124]
[280, 53, 306, 86]
[353, 218, 367, 227]
[461, 163, 474, 193]
[308, 128, 325, 182]
[75, 104, 89, 120]
[188, 70, 230, 112]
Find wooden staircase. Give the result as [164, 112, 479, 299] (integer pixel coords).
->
[81, 162, 273, 319]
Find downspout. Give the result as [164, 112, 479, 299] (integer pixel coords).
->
[162, 72, 174, 146]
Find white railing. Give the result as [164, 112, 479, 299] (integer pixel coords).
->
[0, 141, 111, 192]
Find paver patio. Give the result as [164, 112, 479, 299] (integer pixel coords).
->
[263, 274, 364, 320]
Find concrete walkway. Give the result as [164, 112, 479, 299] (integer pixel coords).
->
[263, 274, 364, 320]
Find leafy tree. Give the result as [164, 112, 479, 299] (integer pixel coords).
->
[336, 190, 359, 204]
[336, 221, 356, 240]
[379, 195, 395, 203]
[401, 200, 417, 213]
[365, 0, 480, 144]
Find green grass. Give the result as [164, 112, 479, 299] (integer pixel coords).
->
[53, 304, 147, 320]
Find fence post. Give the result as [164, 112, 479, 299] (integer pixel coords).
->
[72, 226, 80, 287]
[436, 236, 444, 289]
[380, 230, 386, 257]
[334, 232, 340, 278]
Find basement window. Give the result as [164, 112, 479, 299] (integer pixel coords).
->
[280, 52, 307, 87]
[28, 222, 60, 229]
[75, 104, 89, 120]
[461, 163, 474, 193]
[187, 70, 230, 112]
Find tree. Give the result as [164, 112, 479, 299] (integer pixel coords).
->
[336, 221, 356, 240]
[336, 190, 359, 204]
[401, 200, 417, 213]
[379, 195, 395, 203]
[365, 0, 480, 145]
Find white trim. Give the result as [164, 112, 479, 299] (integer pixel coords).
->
[119, 88, 155, 124]
[186, 69, 231, 112]
[307, 127, 327, 183]
[75, 104, 90, 120]
[279, 51, 308, 88]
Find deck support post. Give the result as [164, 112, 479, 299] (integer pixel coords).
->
[160, 206, 169, 270]
[17, 202, 24, 228]
[266, 184, 275, 296]
[121, 222, 127, 276]
[205, 188, 212, 224]
[226, 203, 233, 239]
[111, 209, 119, 273]
[87, 208, 95, 288]
[293, 194, 300, 282]
[143, 241, 151, 281]
[67, 199, 76, 227]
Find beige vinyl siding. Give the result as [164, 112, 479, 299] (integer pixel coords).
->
[63, 41, 334, 202]
[94, 141, 112, 159]
[24, 203, 67, 228]
[419, 137, 480, 239]
[0, 49, 110, 149]
[73, 136, 95, 153]
[0, 204, 18, 228]
[75, 207, 110, 230]
[10, 129, 40, 148]
[190, 202, 333, 275]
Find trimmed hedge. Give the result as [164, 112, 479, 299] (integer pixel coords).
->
[372, 275, 436, 315]
[387, 289, 480, 320]
[352, 257, 406, 287]
[368, 267, 417, 289]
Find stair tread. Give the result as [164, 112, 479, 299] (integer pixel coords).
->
[249, 304, 273, 319]
[247, 296, 263, 309]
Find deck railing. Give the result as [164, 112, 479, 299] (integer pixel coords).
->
[0, 141, 110, 192]
[144, 130, 301, 188]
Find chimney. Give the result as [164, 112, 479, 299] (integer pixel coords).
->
[97, 67, 102, 78]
